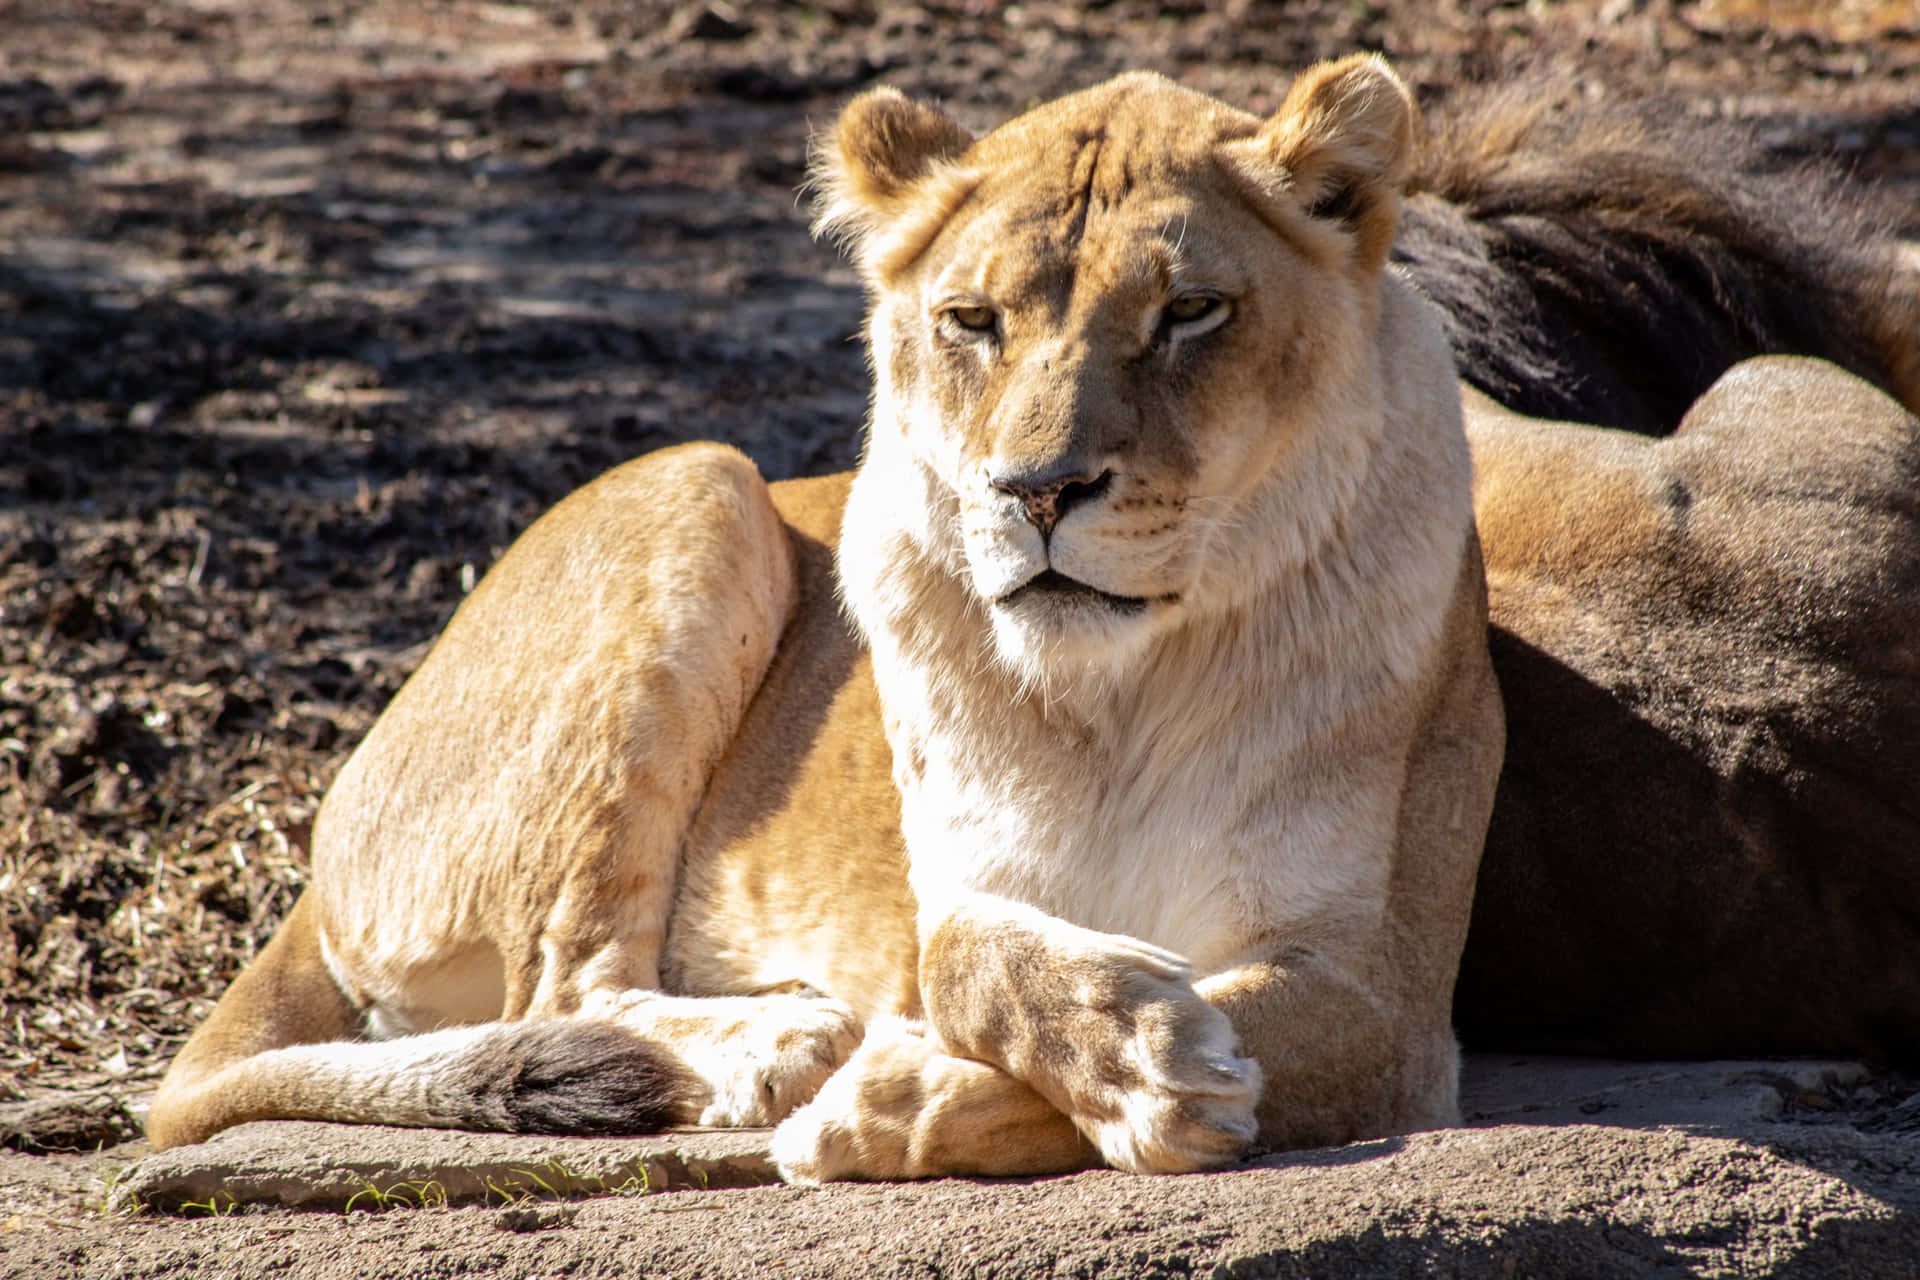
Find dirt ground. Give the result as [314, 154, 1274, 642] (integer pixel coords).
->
[4, 0, 1919, 1271]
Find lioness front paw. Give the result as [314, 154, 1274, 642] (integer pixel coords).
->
[582, 990, 861, 1127]
[772, 1019, 1099, 1184]
[1074, 962, 1263, 1172]
[771, 1013, 952, 1189]
[957, 920, 1262, 1173]
[766, 1055, 885, 1185]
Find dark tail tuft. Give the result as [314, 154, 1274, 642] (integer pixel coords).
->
[1396, 78, 1920, 433]
[462, 1021, 701, 1135]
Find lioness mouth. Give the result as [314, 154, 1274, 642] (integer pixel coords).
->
[1002, 569, 1151, 614]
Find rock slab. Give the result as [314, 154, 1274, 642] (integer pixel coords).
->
[112, 1123, 778, 1213]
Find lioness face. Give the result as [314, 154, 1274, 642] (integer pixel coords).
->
[821, 61, 1416, 679]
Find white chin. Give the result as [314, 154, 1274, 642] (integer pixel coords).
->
[987, 590, 1161, 687]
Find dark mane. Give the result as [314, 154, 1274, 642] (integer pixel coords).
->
[1393, 80, 1920, 434]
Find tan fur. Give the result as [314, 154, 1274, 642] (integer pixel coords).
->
[150, 56, 1503, 1178]
[1456, 358, 1920, 1060]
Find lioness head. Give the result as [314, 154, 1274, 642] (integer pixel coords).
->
[818, 57, 1423, 681]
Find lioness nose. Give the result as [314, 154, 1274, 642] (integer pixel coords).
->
[992, 467, 1112, 538]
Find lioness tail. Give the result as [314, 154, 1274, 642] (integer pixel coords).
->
[146, 892, 699, 1148]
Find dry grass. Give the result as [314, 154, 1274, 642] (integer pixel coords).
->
[0, 530, 383, 1096]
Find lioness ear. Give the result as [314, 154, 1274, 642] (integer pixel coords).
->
[1226, 54, 1416, 274]
[811, 87, 975, 271]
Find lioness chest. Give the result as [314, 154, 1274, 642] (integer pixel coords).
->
[888, 638, 1409, 976]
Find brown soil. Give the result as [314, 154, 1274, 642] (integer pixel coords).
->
[4, 0, 1918, 1272]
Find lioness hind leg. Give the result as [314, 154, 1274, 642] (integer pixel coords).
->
[312, 442, 807, 1026]
[147, 890, 359, 1149]
[769, 1019, 1098, 1183]
[152, 443, 839, 1149]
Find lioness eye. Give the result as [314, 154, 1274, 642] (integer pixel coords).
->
[946, 304, 996, 333]
[1165, 295, 1218, 324]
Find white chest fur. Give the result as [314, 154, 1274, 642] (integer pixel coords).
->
[870, 574, 1428, 974]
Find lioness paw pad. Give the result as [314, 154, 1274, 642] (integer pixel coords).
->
[1098, 1079, 1262, 1174]
[1078, 979, 1263, 1171]
[768, 1093, 856, 1185]
[687, 996, 862, 1127]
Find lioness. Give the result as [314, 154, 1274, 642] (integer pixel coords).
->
[149, 54, 1507, 1178]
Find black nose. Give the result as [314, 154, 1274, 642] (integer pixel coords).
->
[991, 467, 1112, 537]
